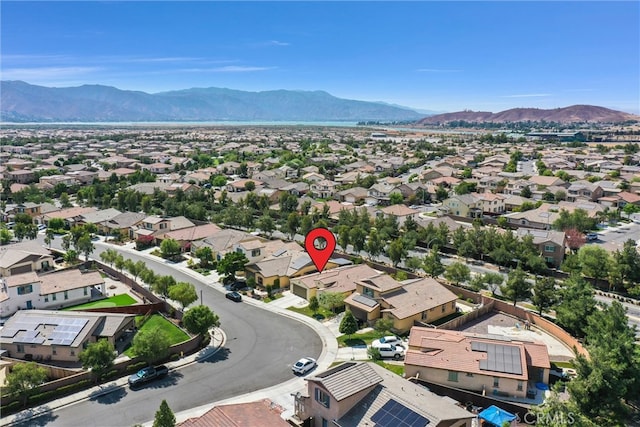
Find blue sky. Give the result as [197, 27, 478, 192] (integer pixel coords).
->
[2, 1, 639, 113]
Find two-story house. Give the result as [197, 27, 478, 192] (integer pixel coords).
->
[566, 180, 604, 202]
[516, 228, 566, 267]
[441, 194, 483, 218]
[310, 180, 338, 200]
[404, 327, 550, 402]
[289, 264, 380, 301]
[0, 241, 55, 277]
[293, 362, 474, 427]
[343, 275, 458, 334]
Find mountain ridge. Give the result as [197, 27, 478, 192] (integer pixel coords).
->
[416, 105, 639, 125]
[0, 81, 424, 123]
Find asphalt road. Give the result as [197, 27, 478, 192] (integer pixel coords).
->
[596, 221, 640, 252]
[20, 237, 322, 427]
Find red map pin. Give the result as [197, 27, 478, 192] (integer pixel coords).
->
[305, 227, 336, 273]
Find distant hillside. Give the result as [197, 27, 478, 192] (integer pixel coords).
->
[0, 81, 424, 122]
[416, 105, 639, 125]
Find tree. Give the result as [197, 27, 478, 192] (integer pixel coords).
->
[194, 246, 214, 269]
[308, 296, 320, 314]
[565, 228, 586, 253]
[168, 282, 198, 310]
[182, 305, 220, 336]
[366, 229, 384, 260]
[339, 310, 359, 338]
[64, 249, 78, 263]
[387, 238, 407, 267]
[130, 326, 171, 365]
[613, 239, 640, 288]
[48, 217, 65, 231]
[555, 275, 596, 338]
[483, 272, 505, 296]
[284, 212, 300, 240]
[216, 252, 249, 285]
[500, 267, 531, 306]
[404, 256, 423, 272]
[153, 399, 176, 427]
[374, 318, 394, 336]
[60, 192, 72, 208]
[531, 276, 557, 315]
[0, 228, 13, 245]
[577, 245, 610, 282]
[337, 225, 350, 251]
[422, 246, 445, 277]
[444, 262, 470, 286]
[99, 248, 118, 266]
[79, 339, 116, 384]
[389, 192, 404, 205]
[153, 275, 177, 298]
[160, 238, 181, 261]
[256, 214, 275, 237]
[569, 301, 640, 425]
[349, 226, 367, 254]
[520, 185, 532, 198]
[318, 291, 345, 314]
[4, 362, 48, 406]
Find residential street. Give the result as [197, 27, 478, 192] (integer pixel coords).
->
[20, 236, 323, 427]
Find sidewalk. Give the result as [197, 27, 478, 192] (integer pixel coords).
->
[2, 241, 341, 426]
[1, 328, 226, 427]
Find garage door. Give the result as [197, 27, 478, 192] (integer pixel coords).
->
[10, 265, 32, 275]
[292, 284, 307, 299]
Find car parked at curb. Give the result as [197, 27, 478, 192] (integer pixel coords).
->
[225, 291, 242, 302]
[292, 357, 317, 375]
[128, 365, 169, 388]
[586, 232, 598, 241]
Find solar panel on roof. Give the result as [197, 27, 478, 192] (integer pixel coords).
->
[371, 399, 429, 427]
[1, 329, 19, 338]
[352, 294, 378, 308]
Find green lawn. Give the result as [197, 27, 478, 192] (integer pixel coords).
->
[337, 331, 382, 348]
[287, 305, 336, 321]
[375, 361, 404, 376]
[124, 314, 190, 357]
[63, 294, 136, 310]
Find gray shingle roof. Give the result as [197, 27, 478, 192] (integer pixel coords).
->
[309, 362, 383, 401]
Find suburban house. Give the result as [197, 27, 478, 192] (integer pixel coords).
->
[376, 204, 420, 227]
[516, 228, 566, 267]
[292, 362, 474, 427]
[289, 264, 381, 300]
[0, 241, 55, 277]
[310, 179, 339, 199]
[178, 399, 290, 427]
[404, 328, 550, 401]
[366, 182, 402, 206]
[566, 181, 604, 202]
[133, 215, 195, 242]
[344, 276, 458, 333]
[0, 269, 106, 318]
[338, 187, 368, 204]
[101, 211, 146, 238]
[43, 206, 98, 228]
[190, 229, 255, 261]
[153, 223, 222, 249]
[0, 309, 135, 362]
[441, 194, 483, 218]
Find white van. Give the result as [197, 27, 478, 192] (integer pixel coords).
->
[376, 343, 405, 360]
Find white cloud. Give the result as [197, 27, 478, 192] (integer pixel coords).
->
[179, 66, 275, 73]
[1, 66, 102, 80]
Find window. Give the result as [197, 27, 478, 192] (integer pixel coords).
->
[322, 419, 328, 427]
[315, 388, 330, 408]
[251, 249, 260, 257]
[421, 311, 428, 320]
[451, 301, 456, 309]
[52, 293, 57, 301]
[258, 277, 263, 285]
[17, 344, 24, 353]
[448, 371, 458, 382]
[64, 291, 69, 300]
[17, 285, 33, 295]
[543, 245, 555, 253]
[84, 287, 88, 296]
[466, 372, 474, 377]
[70, 350, 75, 356]
[545, 257, 555, 264]
[442, 305, 446, 312]
[52, 346, 57, 355]
[44, 295, 49, 303]
[517, 381, 523, 391]
[493, 377, 500, 388]
[363, 287, 374, 298]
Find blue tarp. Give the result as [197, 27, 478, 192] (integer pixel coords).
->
[478, 405, 517, 426]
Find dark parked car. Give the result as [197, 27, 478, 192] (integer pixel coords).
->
[226, 291, 242, 302]
[128, 365, 169, 388]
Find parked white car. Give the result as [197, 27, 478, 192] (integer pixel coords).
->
[375, 343, 405, 360]
[292, 357, 317, 375]
[371, 336, 404, 349]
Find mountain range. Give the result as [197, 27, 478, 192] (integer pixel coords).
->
[416, 105, 639, 125]
[0, 81, 424, 123]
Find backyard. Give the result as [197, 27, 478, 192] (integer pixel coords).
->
[63, 294, 137, 310]
[124, 314, 190, 357]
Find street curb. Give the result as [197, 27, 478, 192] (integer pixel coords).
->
[0, 328, 226, 427]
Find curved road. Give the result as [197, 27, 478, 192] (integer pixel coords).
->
[19, 239, 323, 427]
